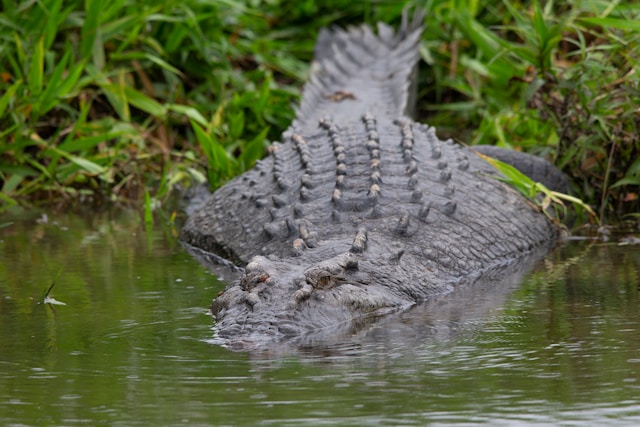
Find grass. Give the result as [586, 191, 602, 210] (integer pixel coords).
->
[0, 0, 638, 224]
[418, 0, 640, 223]
[476, 150, 597, 224]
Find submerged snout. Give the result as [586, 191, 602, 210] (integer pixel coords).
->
[209, 252, 413, 347]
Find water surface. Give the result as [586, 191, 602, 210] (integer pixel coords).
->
[1, 207, 639, 425]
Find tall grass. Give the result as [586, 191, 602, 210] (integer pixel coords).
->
[0, 0, 638, 222]
[419, 0, 640, 221]
[0, 0, 313, 205]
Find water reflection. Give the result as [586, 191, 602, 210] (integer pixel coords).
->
[1, 207, 639, 425]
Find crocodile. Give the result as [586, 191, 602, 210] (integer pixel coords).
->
[180, 10, 566, 350]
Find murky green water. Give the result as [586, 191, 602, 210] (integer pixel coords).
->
[1, 207, 639, 426]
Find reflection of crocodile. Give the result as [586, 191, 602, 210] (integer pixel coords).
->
[180, 10, 566, 349]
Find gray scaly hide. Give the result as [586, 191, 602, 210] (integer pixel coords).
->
[180, 10, 560, 350]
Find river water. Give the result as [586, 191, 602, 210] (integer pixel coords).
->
[1, 206, 639, 426]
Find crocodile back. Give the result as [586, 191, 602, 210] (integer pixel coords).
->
[181, 115, 557, 285]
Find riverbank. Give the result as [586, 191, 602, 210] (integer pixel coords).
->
[0, 1, 638, 222]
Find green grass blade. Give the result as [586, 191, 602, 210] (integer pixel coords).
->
[531, 0, 548, 43]
[50, 147, 107, 175]
[123, 87, 166, 117]
[579, 17, 640, 31]
[238, 127, 268, 171]
[100, 14, 137, 40]
[144, 53, 183, 77]
[28, 36, 44, 96]
[474, 150, 536, 196]
[0, 80, 22, 117]
[167, 104, 207, 127]
[11, 32, 25, 73]
[0, 191, 18, 206]
[101, 81, 130, 121]
[144, 190, 153, 225]
[81, 0, 100, 60]
[56, 59, 87, 98]
[92, 27, 105, 71]
[191, 120, 233, 183]
[58, 129, 129, 152]
[38, 49, 71, 116]
[42, 0, 64, 50]
[2, 174, 25, 194]
[476, 151, 598, 223]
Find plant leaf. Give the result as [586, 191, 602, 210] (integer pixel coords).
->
[28, 36, 44, 95]
[168, 104, 207, 126]
[238, 127, 268, 171]
[0, 80, 22, 118]
[50, 147, 107, 175]
[124, 87, 166, 117]
[579, 17, 640, 32]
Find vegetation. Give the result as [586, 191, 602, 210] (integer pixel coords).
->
[477, 151, 597, 224]
[0, 0, 638, 223]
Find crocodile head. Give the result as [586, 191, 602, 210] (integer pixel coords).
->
[209, 251, 412, 349]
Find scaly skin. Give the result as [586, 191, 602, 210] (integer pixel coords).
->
[180, 11, 561, 349]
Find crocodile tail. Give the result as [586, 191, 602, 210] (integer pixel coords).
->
[294, 8, 425, 130]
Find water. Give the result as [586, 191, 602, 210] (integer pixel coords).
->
[1, 207, 639, 426]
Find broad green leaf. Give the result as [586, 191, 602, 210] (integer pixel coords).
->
[124, 87, 166, 117]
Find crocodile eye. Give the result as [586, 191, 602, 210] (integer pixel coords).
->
[318, 274, 331, 288]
